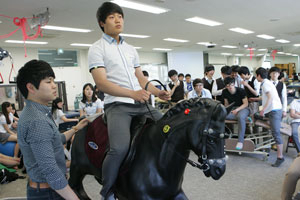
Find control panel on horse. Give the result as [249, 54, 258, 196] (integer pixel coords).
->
[69, 98, 232, 200]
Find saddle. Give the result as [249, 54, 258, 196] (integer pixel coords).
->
[84, 114, 151, 169]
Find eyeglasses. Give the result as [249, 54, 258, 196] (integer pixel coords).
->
[194, 84, 203, 87]
[226, 83, 235, 87]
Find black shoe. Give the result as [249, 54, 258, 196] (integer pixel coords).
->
[272, 157, 285, 167]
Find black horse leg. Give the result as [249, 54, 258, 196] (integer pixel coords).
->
[172, 189, 189, 200]
[69, 167, 90, 200]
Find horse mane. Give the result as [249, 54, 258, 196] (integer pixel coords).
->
[164, 98, 219, 119]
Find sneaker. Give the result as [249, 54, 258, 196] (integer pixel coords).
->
[272, 157, 285, 167]
[235, 142, 243, 150]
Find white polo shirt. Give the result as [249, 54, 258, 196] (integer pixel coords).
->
[290, 99, 300, 123]
[260, 79, 282, 114]
[187, 88, 212, 99]
[88, 33, 141, 105]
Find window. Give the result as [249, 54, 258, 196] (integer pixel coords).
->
[38, 49, 78, 67]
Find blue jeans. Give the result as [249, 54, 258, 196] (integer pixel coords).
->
[226, 107, 250, 143]
[266, 109, 283, 144]
[291, 122, 300, 152]
[27, 183, 64, 200]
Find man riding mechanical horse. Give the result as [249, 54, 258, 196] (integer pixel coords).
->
[88, 2, 171, 199]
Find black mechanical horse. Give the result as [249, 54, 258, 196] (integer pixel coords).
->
[69, 98, 231, 200]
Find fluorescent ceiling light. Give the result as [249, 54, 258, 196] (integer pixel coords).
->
[185, 17, 223, 27]
[38, 52, 52, 55]
[246, 54, 255, 56]
[70, 43, 92, 47]
[54, 58, 73, 61]
[275, 39, 290, 43]
[197, 42, 217, 46]
[221, 45, 237, 49]
[292, 54, 298, 56]
[234, 54, 244, 56]
[256, 34, 275, 40]
[42, 25, 92, 33]
[277, 52, 285, 54]
[256, 54, 264, 56]
[294, 44, 300, 47]
[120, 33, 150, 38]
[163, 38, 189, 43]
[258, 48, 267, 51]
[285, 53, 292, 55]
[229, 27, 254, 34]
[221, 53, 232, 56]
[0, 21, 2, 24]
[153, 48, 172, 51]
[134, 47, 142, 49]
[111, 0, 169, 14]
[5, 40, 48, 44]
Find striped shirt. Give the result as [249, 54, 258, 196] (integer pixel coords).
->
[17, 100, 67, 190]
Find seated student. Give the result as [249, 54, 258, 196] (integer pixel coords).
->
[52, 97, 79, 127]
[79, 83, 104, 117]
[187, 78, 212, 99]
[202, 65, 215, 93]
[281, 156, 300, 200]
[184, 74, 193, 94]
[269, 67, 287, 117]
[0, 102, 19, 158]
[178, 73, 184, 82]
[212, 65, 232, 104]
[231, 65, 243, 88]
[222, 77, 249, 150]
[11, 103, 19, 119]
[238, 66, 261, 115]
[142, 70, 155, 108]
[288, 99, 300, 153]
[17, 59, 88, 199]
[0, 152, 20, 167]
[167, 70, 185, 103]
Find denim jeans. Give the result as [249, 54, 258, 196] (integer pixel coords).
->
[27, 183, 64, 200]
[291, 122, 300, 152]
[265, 109, 283, 144]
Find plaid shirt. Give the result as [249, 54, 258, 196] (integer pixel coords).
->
[18, 100, 67, 190]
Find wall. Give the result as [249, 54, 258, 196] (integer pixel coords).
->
[0, 47, 167, 109]
[167, 51, 204, 79]
[266, 56, 299, 72]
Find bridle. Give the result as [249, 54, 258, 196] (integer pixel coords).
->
[144, 80, 226, 172]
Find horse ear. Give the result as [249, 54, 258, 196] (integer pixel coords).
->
[225, 102, 235, 115]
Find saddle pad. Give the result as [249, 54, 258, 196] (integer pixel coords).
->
[85, 115, 108, 168]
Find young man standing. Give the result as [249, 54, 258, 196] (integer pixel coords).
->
[212, 65, 232, 104]
[222, 77, 249, 150]
[16, 60, 88, 199]
[167, 69, 185, 103]
[184, 73, 193, 92]
[202, 65, 215, 93]
[187, 78, 212, 99]
[256, 67, 284, 167]
[269, 66, 287, 117]
[88, 2, 170, 199]
[178, 73, 184, 81]
[231, 65, 243, 88]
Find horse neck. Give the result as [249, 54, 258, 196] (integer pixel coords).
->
[157, 125, 190, 181]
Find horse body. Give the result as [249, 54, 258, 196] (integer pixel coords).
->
[69, 98, 230, 200]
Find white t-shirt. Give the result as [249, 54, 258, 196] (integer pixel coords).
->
[79, 99, 103, 116]
[53, 109, 65, 126]
[0, 113, 13, 133]
[188, 88, 212, 99]
[261, 79, 282, 114]
[88, 33, 141, 105]
[290, 99, 300, 123]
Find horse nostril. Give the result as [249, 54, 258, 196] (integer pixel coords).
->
[216, 168, 221, 176]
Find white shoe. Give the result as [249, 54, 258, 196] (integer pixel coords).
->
[236, 142, 243, 150]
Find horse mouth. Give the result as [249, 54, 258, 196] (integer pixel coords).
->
[202, 156, 227, 180]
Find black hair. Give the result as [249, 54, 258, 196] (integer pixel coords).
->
[96, 2, 124, 32]
[1, 102, 11, 124]
[221, 66, 232, 75]
[185, 74, 191, 78]
[231, 65, 240, 73]
[204, 65, 215, 74]
[17, 60, 55, 99]
[224, 77, 235, 86]
[168, 69, 178, 78]
[51, 97, 63, 115]
[11, 103, 19, 118]
[81, 83, 97, 103]
[192, 78, 203, 88]
[238, 66, 250, 76]
[178, 73, 184, 78]
[142, 70, 149, 77]
[278, 72, 284, 80]
[269, 66, 281, 74]
[256, 67, 268, 79]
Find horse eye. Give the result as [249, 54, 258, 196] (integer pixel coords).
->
[208, 138, 215, 144]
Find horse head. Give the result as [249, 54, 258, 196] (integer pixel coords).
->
[162, 98, 229, 180]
